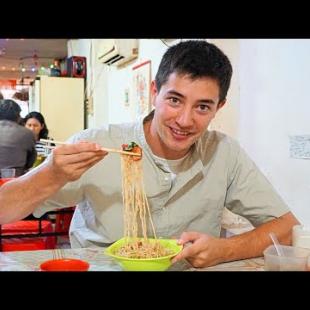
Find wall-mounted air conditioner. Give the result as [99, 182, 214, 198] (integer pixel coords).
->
[97, 39, 138, 67]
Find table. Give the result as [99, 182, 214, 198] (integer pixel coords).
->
[0, 247, 265, 271]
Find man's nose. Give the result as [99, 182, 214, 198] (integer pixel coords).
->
[176, 108, 194, 127]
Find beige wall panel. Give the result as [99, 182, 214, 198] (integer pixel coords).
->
[39, 76, 84, 141]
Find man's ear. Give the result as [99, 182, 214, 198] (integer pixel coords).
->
[216, 99, 226, 111]
[150, 80, 158, 107]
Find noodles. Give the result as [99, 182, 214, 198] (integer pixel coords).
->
[116, 142, 173, 259]
[117, 239, 173, 259]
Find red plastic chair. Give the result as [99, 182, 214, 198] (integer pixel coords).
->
[1, 220, 56, 251]
[55, 207, 75, 234]
[0, 177, 57, 251]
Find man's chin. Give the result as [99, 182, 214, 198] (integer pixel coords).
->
[167, 144, 192, 156]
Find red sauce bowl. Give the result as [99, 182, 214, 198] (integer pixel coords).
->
[40, 258, 89, 271]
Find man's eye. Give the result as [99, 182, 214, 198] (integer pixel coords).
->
[169, 97, 179, 103]
[168, 97, 180, 105]
[198, 105, 209, 111]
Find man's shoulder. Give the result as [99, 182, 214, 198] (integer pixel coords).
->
[195, 130, 242, 166]
[67, 126, 108, 143]
[201, 130, 241, 150]
[67, 122, 136, 144]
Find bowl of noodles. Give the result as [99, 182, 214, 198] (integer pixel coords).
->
[105, 237, 183, 271]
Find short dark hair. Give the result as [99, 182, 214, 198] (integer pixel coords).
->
[24, 111, 49, 139]
[155, 40, 233, 102]
[0, 99, 21, 122]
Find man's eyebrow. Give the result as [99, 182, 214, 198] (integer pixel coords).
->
[166, 90, 185, 98]
[166, 90, 216, 104]
[199, 99, 216, 104]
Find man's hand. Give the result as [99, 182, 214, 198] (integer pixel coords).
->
[171, 231, 227, 268]
[171, 212, 300, 269]
[46, 141, 108, 184]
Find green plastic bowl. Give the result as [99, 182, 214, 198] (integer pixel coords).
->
[105, 237, 182, 271]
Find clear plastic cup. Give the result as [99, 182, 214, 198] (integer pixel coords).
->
[264, 244, 310, 271]
[292, 225, 310, 249]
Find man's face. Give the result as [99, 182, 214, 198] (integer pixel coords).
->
[148, 73, 225, 159]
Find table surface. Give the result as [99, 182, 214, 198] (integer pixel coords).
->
[0, 247, 265, 271]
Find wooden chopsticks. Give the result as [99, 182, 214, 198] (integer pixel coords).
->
[40, 139, 141, 157]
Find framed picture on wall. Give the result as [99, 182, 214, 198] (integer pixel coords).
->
[132, 60, 151, 118]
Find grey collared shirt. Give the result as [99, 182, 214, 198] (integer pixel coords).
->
[34, 115, 289, 248]
[0, 120, 36, 176]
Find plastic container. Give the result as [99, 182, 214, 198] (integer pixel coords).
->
[292, 225, 310, 249]
[264, 244, 310, 271]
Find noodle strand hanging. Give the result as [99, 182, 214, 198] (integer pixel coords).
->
[116, 142, 173, 259]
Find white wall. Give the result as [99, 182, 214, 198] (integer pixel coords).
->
[67, 39, 110, 128]
[238, 39, 310, 225]
[208, 39, 240, 139]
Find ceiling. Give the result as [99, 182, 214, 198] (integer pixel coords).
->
[0, 39, 68, 80]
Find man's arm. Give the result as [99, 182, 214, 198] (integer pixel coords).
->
[0, 141, 107, 224]
[172, 211, 300, 268]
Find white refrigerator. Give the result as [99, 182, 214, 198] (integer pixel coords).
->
[29, 76, 85, 141]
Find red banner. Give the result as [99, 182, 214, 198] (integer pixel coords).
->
[0, 79, 16, 89]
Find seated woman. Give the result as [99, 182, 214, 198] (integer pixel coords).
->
[24, 111, 53, 167]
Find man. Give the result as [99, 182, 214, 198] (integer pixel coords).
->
[0, 40, 299, 268]
[0, 99, 36, 176]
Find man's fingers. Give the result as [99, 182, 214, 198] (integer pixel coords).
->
[57, 155, 105, 182]
[61, 153, 106, 174]
[53, 142, 104, 155]
[178, 231, 202, 245]
[171, 242, 197, 264]
[72, 154, 106, 170]
[53, 150, 107, 165]
[171, 231, 205, 264]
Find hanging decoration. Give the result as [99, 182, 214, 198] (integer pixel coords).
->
[12, 88, 29, 101]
